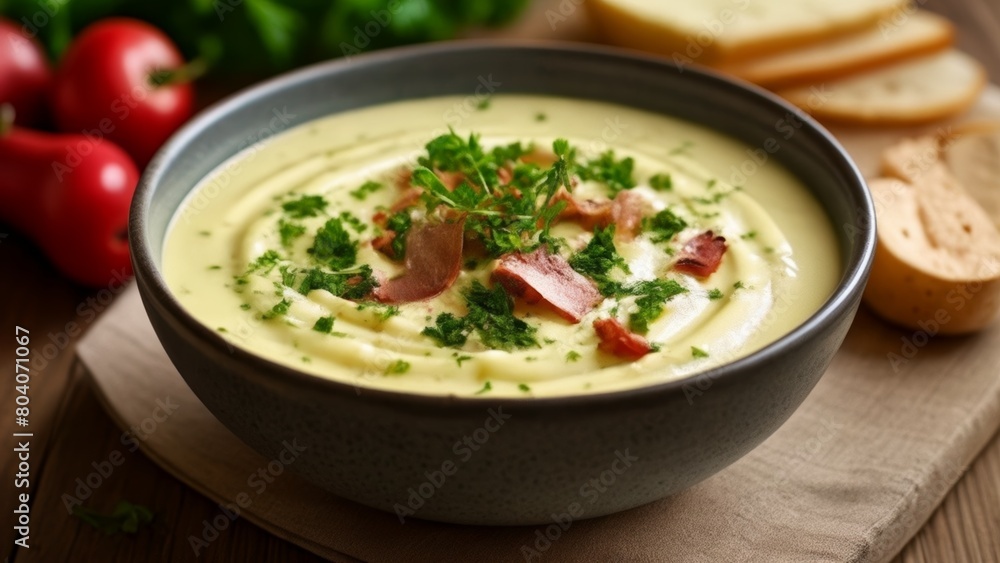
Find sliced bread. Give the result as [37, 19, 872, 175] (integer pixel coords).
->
[778, 50, 986, 126]
[943, 123, 1000, 228]
[719, 11, 954, 89]
[586, 0, 910, 65]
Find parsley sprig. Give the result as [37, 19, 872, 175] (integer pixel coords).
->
[422, 281, 539, 351]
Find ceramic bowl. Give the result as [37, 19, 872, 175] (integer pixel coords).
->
[131, 42, 875, 525]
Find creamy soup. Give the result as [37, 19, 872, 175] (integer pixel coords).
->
[164, 95, 840, 397]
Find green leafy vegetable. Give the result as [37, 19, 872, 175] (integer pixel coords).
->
[313, 316, 336, 333]
[422, 282, 539, 351]
[385, 211, 413, 259]
[349, 180, 383, 200]
[282, 194, 328, 218]
[708, 288, 724, 300]
[576, 150, 635, 196]
[569, 225, 629, 293]
[691, 346, 709, 358]
[278, 219, 306, 248]
[384, 360, 411, 375]
[308, 218, 357, 270]
[649, 174, 673, 191]
[625, 280, 688, 334]
[643, 209, 688, 243]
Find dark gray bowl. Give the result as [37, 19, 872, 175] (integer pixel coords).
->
[131, 42, 874, 526]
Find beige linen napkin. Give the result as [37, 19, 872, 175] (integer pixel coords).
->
[77, 284, 1000, 563]
[77, 91, 1000, 563]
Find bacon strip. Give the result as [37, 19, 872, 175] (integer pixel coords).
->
[674, 231, 727, 277]
[593, 318, 652, 360]
[492, 248, 602, 323]
[610, 191, 646, 241]
[373, 218, 465, 303]
[551, 189, 647, 240]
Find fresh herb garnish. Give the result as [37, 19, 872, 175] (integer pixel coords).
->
[649, 173, 673, 191]
[411, 131, 571, 258]
[623, 279, 688, 333]
[475, 381, 492, 394]
[282, 194, 328, 218]
[262, 299, 291, 320]
[308, 218, 357, 270]
[313, 316, 335, 333]
[349, 180, 383, 200]
[279, 218, 306, 248]
[72, 501, 154, 535]
[422, 281, 539, 351]
[691, 346, 709, 358]
[384, 359, 411, 375]
[566, 350, 581, 362]
[576, 150, 635, 196]
[733, 281, 745, 290]
[643, 209, 687, 243]
[385, 210, 412, 259]
[338, 211, 367, 233]
[454, 354, 472, 366]
[518, 383, 531, 392]
[247, 250, 282, 274]
[296, 265, 378, 300]
[569, 225, 631, 295]
[741, 231, 757, 240]
[708, 288, 724, 300]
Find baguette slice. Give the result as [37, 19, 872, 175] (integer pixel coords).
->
[863, 138, 1000, 333]
[586, 0, 910, 66]
[778, 50, 986, 126]
[719, 11, 954, 89]
[943, 123, 1000, 228]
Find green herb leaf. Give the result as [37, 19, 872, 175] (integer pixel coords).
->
[349, 180, 383, 200]
[643, 209, 688, 243]
[384, 359, 411, 375]
[649, 174, 673, 191]
[708, 288, 724, 300]
[282, 194, 328, 218]
[576, 150, 636, 196]
[308, 218, 357, 270]
[475, 381, 493, 394]
[313, 316, 335, 333]
[569, 225, 630, 289]
[626, 280, 688, 334]
[279, 219, 306, 248]
[691, 346, 709, 358]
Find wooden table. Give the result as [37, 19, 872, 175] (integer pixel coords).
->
[2, 1, 998, 561]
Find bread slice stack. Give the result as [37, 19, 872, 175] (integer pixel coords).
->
[587, 0, 987, 125]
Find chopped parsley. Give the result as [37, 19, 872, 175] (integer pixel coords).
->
[282, 194, 328, 218]
[707, 179, 717, 189]
[313, 316, 335, 333]
[643, 209, 687, 243]
[475, 381, 492, 394]
[308, 218, 357, 270]
[708, 288, 724, 300]
[384, 359, 411, 375]
[357, 302, 401, 321]
[208, 265, 222, 270]
[476, 98, 491, 110]
[741, 231, 757, 240]
[338, 211, 367, 233]
[295, 265, 378, 300]
[422, 282, 539, 351]
[385, 210, 412, 258]
[262, 299, 291, 320]
[669, 140, 694, 155]
[566, 350, 581, 362]
[569, 225, 629, 293]
[278, 218, 306, 248]
[240, 303, 252, 311]
[454, 354, 472, 366]
[247, 250, 282, 274]
[518, 383, 531, 392]
[411, 131, 571, 258]
[733, 281, 746, 290]
[535, 112, 547, 122]
[576, 150, 635, 196]
[649, 173, 673, 191]
[691, 346, 709, 358]
[349, 180, 383, 200]
[623, 279, 688, 334]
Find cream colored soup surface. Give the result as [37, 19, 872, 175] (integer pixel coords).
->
[164, 95, 840, 398]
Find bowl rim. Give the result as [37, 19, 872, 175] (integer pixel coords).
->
[131, 39, 875, 412]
